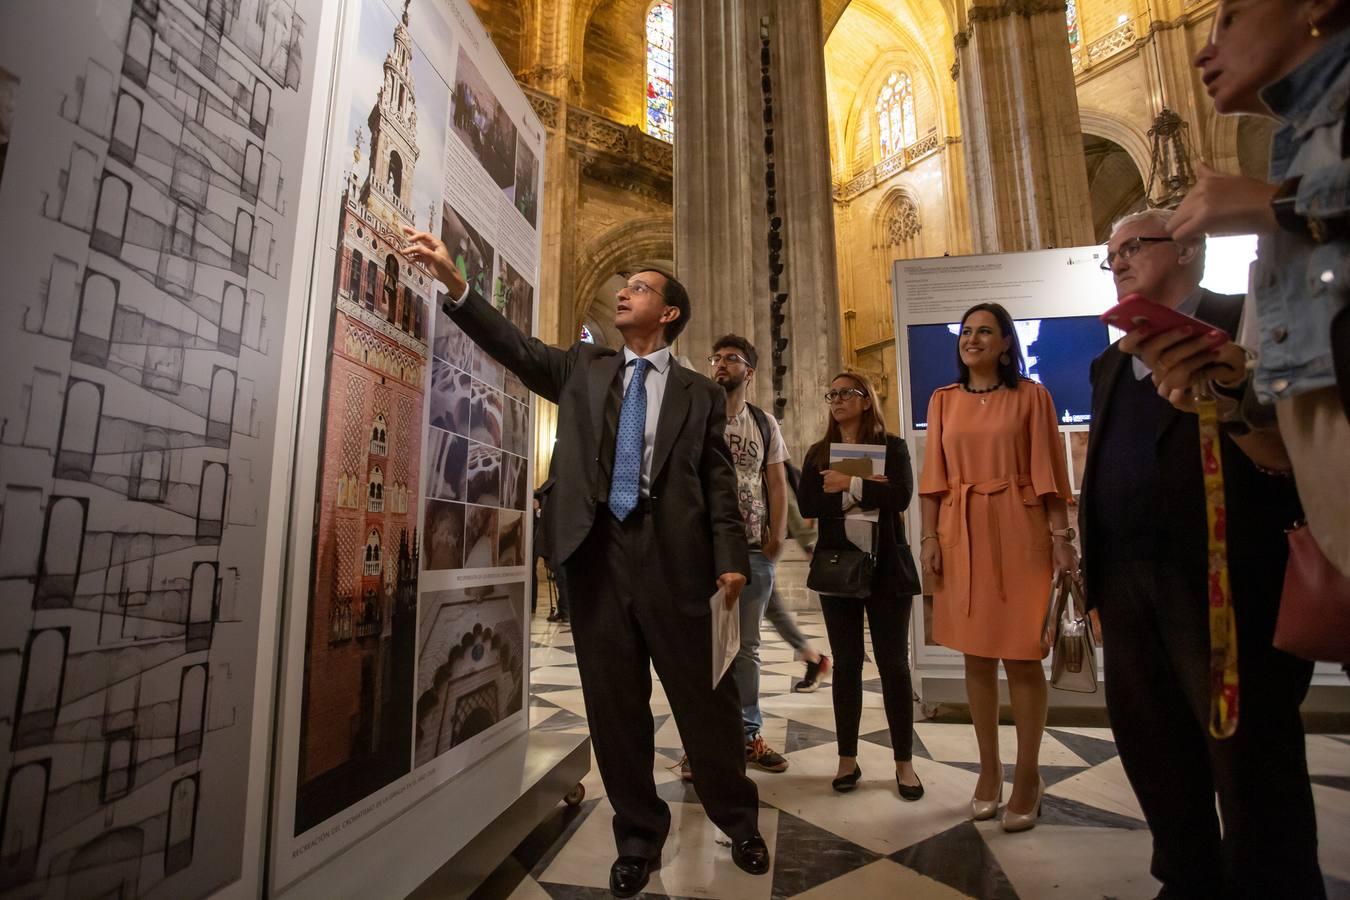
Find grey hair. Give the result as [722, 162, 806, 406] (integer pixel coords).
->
[1112, 207, 1178, 235]
[1111, 207, 1206, 268]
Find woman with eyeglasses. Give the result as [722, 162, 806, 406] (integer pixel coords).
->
[796, 371, 923, 799]
[917, 303, 1074, 832]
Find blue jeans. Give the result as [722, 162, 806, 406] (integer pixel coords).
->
[732, 550, 774, 740]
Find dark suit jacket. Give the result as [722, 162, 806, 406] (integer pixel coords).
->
[1080, 289, 1302, 619]
[797, 433, 922, 598]
[446, 291, 750, 614]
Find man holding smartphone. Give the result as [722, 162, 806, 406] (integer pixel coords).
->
[1079, 210, 1322, 897]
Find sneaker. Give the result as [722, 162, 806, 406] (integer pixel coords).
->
[746, 735, 789, 773]
[793, 654, 830, 693]
[678, 755, 693, 782]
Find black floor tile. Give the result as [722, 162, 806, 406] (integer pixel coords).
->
[890, 822, 1018, 899]
[1045, 728, 1120, 767]
[770, 810, 881, 899]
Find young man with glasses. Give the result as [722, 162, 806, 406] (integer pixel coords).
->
[705, 335, 791, 774]
[402, 227, 769, 896]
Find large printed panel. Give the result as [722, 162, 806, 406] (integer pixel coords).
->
[0, 0, 322, 896]
[271, 0, 544, 888]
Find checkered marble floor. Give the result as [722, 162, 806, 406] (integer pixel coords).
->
[470, 607, 1350, 900]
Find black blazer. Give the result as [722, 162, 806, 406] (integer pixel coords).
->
[446, 291, 750, 615]
[1080, 290, 1302, 616]
[797, 433, 922, 598]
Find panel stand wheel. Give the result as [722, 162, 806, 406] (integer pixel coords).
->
[563, 783, 585, 806]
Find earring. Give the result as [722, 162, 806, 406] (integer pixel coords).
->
[1311, 19, 1322, 37]
[999, 352, 1011, 365]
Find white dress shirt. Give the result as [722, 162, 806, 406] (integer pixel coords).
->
[622, 346, 671, 497]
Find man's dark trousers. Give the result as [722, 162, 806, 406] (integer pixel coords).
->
[565, 503, 758, 859]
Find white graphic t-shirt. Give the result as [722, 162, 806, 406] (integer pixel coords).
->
[724, 403, 790, 546]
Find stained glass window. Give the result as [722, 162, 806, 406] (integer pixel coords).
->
[876, 72, 916, 160]
[645, 2, 675, 143]
[580, 324, 595, 344]
[1066, 0, 1081, 52]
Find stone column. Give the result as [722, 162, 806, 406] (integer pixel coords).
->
[675, 0, 841, 461]
[955, 0, 1094, 252]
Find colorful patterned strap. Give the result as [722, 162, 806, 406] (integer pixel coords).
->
[1197, 386, 1239, 739]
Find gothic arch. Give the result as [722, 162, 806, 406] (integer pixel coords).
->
[572, 215, 674, 331]
[844, 46, 947, 175]
[1079, 108, 1152, 188]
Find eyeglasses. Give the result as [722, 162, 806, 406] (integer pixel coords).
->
[707, 353, 750, 367]
[617, 279, 663, 297]
[1100, 236, 1175, 271]
[824, 388, 866, 403]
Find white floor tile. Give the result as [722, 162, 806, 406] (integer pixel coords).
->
[984, 824, 1159, 899]
[1045, 756, 1146, 822]
[793, 859, 974, 899]
[913, 723, 1087, 768]
[539, 798, 780, 900]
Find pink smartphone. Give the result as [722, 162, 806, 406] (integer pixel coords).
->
[1100, 293, 1230, 345]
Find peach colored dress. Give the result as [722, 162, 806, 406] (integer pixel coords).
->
[919, 382, 1073, 660]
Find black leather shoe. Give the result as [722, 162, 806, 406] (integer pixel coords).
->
[831, 765, 862, 793]
[897, 773, 924, 802]
[609, 855, 658, 898]
[731, 834, 770, 875]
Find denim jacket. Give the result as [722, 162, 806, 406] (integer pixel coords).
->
[1249, 27, 1350, 404]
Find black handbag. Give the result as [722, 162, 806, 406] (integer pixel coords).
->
[808, 520, 877, 599]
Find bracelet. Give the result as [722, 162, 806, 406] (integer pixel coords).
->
[920, 534, 939, 543]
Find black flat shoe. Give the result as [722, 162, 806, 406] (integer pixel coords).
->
[731, 834, 770, 875]
[609, 855, 659, 897]
[897, 773, 924, 802]
[831, 765, 862, 792]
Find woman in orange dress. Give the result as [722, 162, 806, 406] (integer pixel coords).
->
[918, 303, 1075, 834]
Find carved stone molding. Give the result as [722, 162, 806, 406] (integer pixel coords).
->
[1086, 20, 1137, 65]
[966, 0, 1068, 26]
[522, 87, 560, 130]
[884, 200, 922, 246]
[833, 132, 945, 202]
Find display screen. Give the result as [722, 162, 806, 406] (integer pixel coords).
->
[906, 316, 1110, 429]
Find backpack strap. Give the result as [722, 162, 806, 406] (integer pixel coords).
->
[746, 402, 772, 476]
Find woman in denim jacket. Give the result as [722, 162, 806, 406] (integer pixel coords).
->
[1125, 0, 1350, 583]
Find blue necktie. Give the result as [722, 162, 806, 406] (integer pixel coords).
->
[610, 358, 650, 521]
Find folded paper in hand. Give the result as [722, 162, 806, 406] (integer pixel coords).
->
[710, 588, 740, 688]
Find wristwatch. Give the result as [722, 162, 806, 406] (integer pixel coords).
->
[1271, 176, 1331, 243]
[1051, 527, 1076, 541]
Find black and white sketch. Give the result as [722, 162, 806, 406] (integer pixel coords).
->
[504, 370, 528, 405]
[422, 499, 466, 571]
[0, 0, 315, 895]
[413, 584, 524, 766]
[450, 50, 517, 189]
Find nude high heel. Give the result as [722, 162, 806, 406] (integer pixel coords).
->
[1000, 777, 1046, 833]
[970, 784, 1002, 821]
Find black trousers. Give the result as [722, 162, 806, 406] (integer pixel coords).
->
[1098, 559, 1323, 899]
[820, 591, 915, 760]
[563, 507, 759, 859]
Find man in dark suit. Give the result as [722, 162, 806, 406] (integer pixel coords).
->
[402, 227, 768, 897]
[1080, 209, 1323, 898]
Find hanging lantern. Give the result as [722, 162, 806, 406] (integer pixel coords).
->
[1144, 107, 1196, 209]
